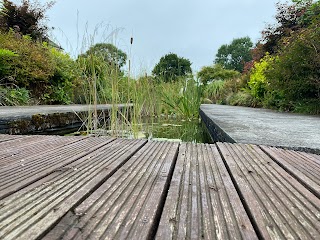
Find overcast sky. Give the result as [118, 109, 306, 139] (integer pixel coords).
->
[30, 0, 285, 76]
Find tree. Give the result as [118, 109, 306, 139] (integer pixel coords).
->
[258, 0, 320, 56]
[215, 37, 253, 72]
[152, 53, 192, 82]
[197, 64, 240, 85]
[80, 43, 127, 71]
[266, 21, 320, 104]
[0, 0, 54, 41]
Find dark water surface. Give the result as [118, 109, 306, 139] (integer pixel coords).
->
[140, 117, 212, 143]
[67, 117, 212, 144]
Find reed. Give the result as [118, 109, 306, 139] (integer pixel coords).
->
[74, 27, 201, 138]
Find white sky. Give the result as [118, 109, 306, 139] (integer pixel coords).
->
[17, 0, 286, 75]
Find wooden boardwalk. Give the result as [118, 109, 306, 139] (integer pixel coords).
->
[0, 135, 319, 239]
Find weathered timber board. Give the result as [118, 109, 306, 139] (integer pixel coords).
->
[0, 134, 30, 143]
[0, 134, 319, 240]
[44, 140, 179, 240]
[0, 137, 115, 199]
[217, 142, 320, 240]
[156, 143, 257, 240]
[0, 138, 147, 239]
[261, 145, 320, 198]
[0, 135, 84, 167]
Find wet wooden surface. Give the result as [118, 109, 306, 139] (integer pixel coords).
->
[0, 135, 319, 240]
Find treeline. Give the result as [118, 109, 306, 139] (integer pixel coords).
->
[1, 0, 319, 116]
[200, 0, 320, 114]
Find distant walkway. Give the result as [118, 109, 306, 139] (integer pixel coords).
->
[0, 104, 129, 119]
[200, 104, 320, 151]
[0, 104, 131, 134]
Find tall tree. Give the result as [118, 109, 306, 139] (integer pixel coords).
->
[152, 53, 192, 82]
[197, 64, 240, 85]
[215, 37, 253, 72]
[80, 43, 127, 70]
[0, 0, 54, 41]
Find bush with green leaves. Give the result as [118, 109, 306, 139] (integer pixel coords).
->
[0, 31, 55, 92]
[197, 64, 240, 85]
[226, 90, 258, 107]
[0, 48, 18, 76]
[0, 86, 30, 105]
[248, 54, 277, 100]
[203, 80, 225, 103]
[46, 48, 80, 104]
[265, 21, 320, 113]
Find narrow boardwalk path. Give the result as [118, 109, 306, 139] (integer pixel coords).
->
[0, 135, 319, 239]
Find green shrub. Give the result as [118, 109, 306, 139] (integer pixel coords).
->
[226, 91, 259, 107]
[0, 31, 55, 94]
[0, 48, 18, 76]
[266, 23, 320, 104]
[0, 86, 30, 105]
[248, 54, 276, 100]
[203, 80, 225, 103]
[46, 48, 80, 104]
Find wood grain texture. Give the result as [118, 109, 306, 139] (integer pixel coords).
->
[261, 145, 320, 198]
[45, 141, 179, 240]
[0, 138, 146, 239]
[217, 142, 320, 240]
[156, 143, 257, 240]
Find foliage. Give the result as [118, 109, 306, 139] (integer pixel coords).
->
[0, 30, 80, 104]
[0, 48, 17, 76]
[0, 0, 54, 41]
[0, 1, 5, 18]
[203, 80, 225, 103]
[79, 43, 127, 72]
[197, 64, 240, 85]
[0, 86, 29, 105]
[259, 0, 318, 56]
[248, 54, 276, 100]
[161, 77, 201, 119]
[152, 53, 192, 82]
[76, 54, 118, 105]
[265, 21, 320, 107]
[226, 91, 258, 107]
[215, 37, 253, 72]
[0, 31, 55, 93]
[45, 48, 80, 104]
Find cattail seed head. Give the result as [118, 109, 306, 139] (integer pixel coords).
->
[130, 37, 133, 45]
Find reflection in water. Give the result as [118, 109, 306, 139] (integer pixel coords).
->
[68, 117, 212, 144]
[142, 117, 212, 143]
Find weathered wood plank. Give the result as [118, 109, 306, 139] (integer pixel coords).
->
[0, 137, 115, 199]
[0, 135, 83, 167]
[217, 142, 320, 240]
[0, 138, 147, 240]
[0, 134, 31, 143]
[44, 140, 179, 240]
[156, 143, 257, 240]
[261, 145, 320, 198]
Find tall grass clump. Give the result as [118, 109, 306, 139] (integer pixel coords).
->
[69, 25, 203, 138]
[161, 76, 202, 120]
[203, 80, 225, 103]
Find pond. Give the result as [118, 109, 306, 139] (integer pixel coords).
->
[68, 117, 212, 144]
[134, 117, 212, 143]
